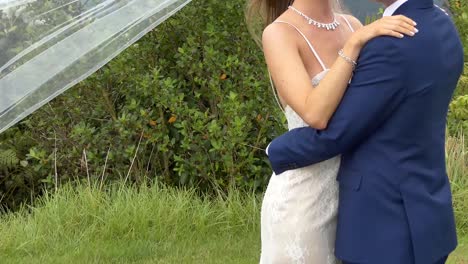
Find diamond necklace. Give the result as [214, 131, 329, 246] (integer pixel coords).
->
[288, 6, 340, 31]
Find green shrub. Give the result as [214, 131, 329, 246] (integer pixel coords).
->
[455, 71, 467, 97]
[0, 0, 284, 210]
[448, 1, 467, 136]
[448, 95, 468, 135]
[450, 0, 468, 61]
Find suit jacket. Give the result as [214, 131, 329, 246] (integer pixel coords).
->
[266, 0, 464, 263]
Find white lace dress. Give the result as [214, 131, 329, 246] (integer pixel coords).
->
[259, 16, 355, 264]
[260, 70, 341, 264]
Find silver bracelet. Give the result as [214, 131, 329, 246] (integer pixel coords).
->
[338, 49, 357, 69]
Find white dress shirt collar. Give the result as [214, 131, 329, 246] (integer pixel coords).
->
[383, 0, 409, 16]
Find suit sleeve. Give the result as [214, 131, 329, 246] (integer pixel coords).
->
[267, 37, 408, 175]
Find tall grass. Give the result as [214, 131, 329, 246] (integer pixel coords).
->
[0, 181, 262, 263]
[447, 131, 468, 235]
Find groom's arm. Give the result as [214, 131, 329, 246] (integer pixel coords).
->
[267, 37, 408, 175]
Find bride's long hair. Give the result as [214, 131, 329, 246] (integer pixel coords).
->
[245, 0, 345, 47]
[245, 0, 292, 46]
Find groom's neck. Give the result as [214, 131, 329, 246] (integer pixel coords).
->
[380, 0, 398, 7]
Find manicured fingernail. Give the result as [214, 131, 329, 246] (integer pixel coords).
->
[410, 31, 415, 36]
[414, 28, 419, 33]
[400, 34, 404, 38]
[413, 21, 417, 25]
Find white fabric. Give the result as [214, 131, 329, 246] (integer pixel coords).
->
[0, 0, 191, 134]
[383, 0, 408, 17]
[260, 70, 341, 264]
[340, 14, 355, 32]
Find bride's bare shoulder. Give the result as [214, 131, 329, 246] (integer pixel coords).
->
[339, 14, 364, 29]
[262, 19, 299, 47]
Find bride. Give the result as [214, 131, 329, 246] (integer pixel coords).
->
[246, 0, 417, 263]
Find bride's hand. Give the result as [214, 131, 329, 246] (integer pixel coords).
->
[348, 15, 418, 49]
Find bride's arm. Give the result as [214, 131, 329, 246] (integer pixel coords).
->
[262, 15, 417, 129]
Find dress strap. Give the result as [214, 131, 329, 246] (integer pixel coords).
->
[340, 15, 355, 32]
[273, 20, 327, 71]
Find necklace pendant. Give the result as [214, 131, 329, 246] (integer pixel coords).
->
[288, 5, 340, 31]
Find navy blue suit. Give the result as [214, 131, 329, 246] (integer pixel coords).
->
[266, 0, 464, 263]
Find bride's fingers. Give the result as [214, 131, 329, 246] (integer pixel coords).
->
[391, 15, 417, 26]
[381, 29, 405, 38]
[385, 24, 416, 36]
[388, 19, 418, 34]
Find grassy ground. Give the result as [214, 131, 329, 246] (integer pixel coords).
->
[450, 236, 468, 264]
[0, 183, 263, 264]
[0, 134, 465, 264]
[0, 182, 466, 264]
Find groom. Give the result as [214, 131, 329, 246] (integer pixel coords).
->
[266, 0, 464, 263]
